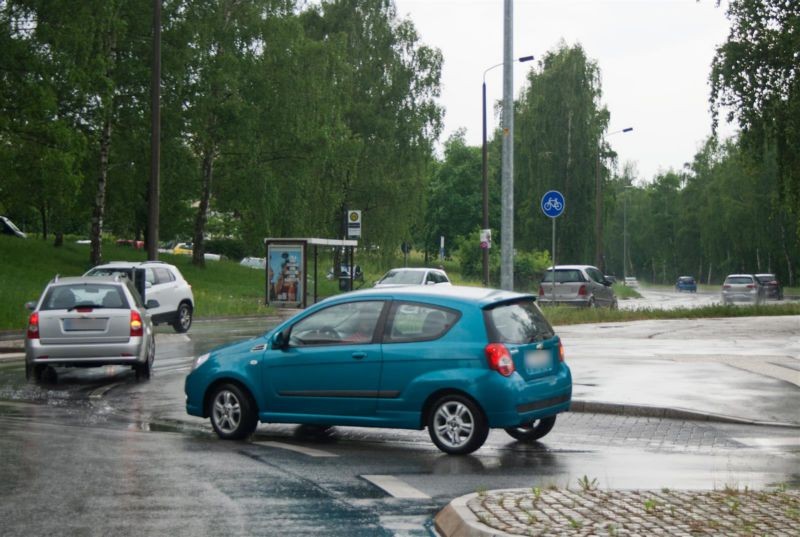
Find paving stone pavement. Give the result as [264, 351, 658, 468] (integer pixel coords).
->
[436, 487, 800, 536]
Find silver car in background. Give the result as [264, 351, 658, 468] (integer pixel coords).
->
[24, 275, 158, 382]
[538, 265, 617, 309]
[374, 267, 451, 288]
[721, 274, 764, 305]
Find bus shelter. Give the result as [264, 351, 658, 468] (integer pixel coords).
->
[264, 238, 358, 308]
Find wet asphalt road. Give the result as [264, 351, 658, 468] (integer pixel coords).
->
[1, 292, 798, 536]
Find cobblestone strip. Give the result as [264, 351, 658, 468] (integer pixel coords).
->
[466, 488, 800, 536]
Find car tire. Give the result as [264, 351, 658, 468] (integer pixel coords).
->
[587, 297, 596, 309]
[135, 338, 155, 381]
[609, 298, 618, 310]
[173, 302, 193, 333]
[209, 383, 258, 440]
[504, 416, 557, 443]
[427, 394, 488, 455]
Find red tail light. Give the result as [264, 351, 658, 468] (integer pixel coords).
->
[130, 311, 143, 337]
[746, 284, 755, 289]
[578, 285, 587, 296]
[485, 343, 515, 377]
[723, 285, 731, 289]
[538, 286, 544, 296]
[27, 312, 39, 340]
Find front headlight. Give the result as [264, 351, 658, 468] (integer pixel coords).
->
[192, 352, 210, 370]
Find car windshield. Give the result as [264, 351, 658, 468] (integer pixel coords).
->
[679, 278, 694, 283]
[86, 267, 133, 279]
[725, 276, 753, 285]
[40, 284, 128, 311]
[484, 299, 555, 344]
[541, 269, 584, 283]
[756, 275, 775, 283]
[378, 270, 424, 285]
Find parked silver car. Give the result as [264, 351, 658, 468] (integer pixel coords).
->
[24, 276, 158, 382]
[721, 274, 765, 305]
[538, 265, 617, 308]
[374, 267, 451, 288]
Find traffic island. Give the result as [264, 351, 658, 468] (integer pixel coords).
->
[436, 486, 799, 536]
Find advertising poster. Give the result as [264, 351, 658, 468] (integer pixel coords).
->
[267, 244, 304, 306]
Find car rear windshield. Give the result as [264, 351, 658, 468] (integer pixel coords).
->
[86, 267, 134, 279]
[725, 276, 753, 285]
[484, 299, 555, 344]
[378, 270, 424, 285]
[41, 284, 129, 311]
[541, 269, 585, 283]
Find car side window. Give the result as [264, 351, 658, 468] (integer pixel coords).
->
[144, 268, 156, 285]
[385, 302, 459, 343]
[288, 301, 385, 347]
[153, 267, 174, 284]
[587, 268, 603, 283]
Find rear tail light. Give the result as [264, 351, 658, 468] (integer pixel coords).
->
[558, 342, 565, 362]
[485, 343, 515, 377]
[130, 311, 143, 337]
[746, 284, 755, 289]
[578, 285, 587, 296]
[723, 285, 731, 289]
[538, 286, 544, 297]
[26, 312, 39, 340]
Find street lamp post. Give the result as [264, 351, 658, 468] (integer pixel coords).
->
[482, 55, 534, 287]
[623, 185, 634, 281]
[595, 127, 632, 274]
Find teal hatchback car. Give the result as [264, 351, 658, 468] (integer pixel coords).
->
[185, 285, 572, 455]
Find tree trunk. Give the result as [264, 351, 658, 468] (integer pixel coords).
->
[192, 147, 215, 268]
[91, 113, 112, 266]
[39, 203, 48, 240]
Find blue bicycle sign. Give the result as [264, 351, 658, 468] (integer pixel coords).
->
[541, 190, 565, 218]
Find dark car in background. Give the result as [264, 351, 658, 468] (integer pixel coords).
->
[675, 276, 697, 293]
[1, 216, 26, 238]
[755, 273, 783, 300]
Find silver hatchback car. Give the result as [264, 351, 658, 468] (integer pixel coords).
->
[538, 265, 618, 308]
[721, 274, 764, 305]
[25, 276, 158, 382]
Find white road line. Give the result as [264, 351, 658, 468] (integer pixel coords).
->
[733, 437, 800, 449]
[361, 475, 431, 499]
[252, 441, 338, 458]
[89, 381, 124, 399]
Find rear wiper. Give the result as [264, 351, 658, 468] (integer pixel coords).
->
[67, 305, 104, 312]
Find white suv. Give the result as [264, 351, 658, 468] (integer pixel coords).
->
[85, 261, 195, 332]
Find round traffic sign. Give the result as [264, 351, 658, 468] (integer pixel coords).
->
[541, 190, 565, 218]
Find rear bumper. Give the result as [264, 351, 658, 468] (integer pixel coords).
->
[537, 298, 591, 307]
[25, 337, 146, 366]
[482, 364, 573, 428]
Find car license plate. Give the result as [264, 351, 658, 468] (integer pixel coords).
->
[63, 318, 107, 331]
[524, 350, 551, 371]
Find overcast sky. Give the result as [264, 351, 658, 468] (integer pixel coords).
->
[393, 0, 737, 182]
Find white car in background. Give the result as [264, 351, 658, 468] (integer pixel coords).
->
[374, 267, 451, 288]
[85, 261, 195, 332]
[624, 276, 639, 288]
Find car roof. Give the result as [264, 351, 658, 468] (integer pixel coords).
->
[755, 273, 775, 277]
[48, 276, 127, 286]
[90, 260, 174, 269]
[385, 267, 442, 273]
[547, 265, 597, 271]
[321, 284, 531, 308]
[725, 274, 755, 278]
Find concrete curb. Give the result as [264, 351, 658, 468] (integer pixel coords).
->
[435, 492, 511, 537]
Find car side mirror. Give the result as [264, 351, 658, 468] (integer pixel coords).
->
[145, 299, 160, 309]
[25, 301, 36, 311]
[603, 279, 613, 286]
[145, 281, 153, 288]
[271, 330, 288, 350]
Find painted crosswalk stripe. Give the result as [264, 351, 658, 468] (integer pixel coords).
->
[252, 441, 338, 458]
[362, 475, 430, 499]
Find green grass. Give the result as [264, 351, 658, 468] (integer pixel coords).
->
[0, 235, 272, 330]
[541, 302, 800, 326]
[2, 234, 798, 331]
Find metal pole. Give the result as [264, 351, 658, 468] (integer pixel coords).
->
[551, 217, 556, 304]
[482, 80, 489, 287]
[500, 0, 514, 290]
[623, 191, 627, 281]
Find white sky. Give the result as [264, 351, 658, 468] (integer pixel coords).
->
[393, 0, 737, 182]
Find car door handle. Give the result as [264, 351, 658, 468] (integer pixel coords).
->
[352, 352, 366, 360]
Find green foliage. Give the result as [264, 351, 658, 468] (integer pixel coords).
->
[205, 238, 247, 261]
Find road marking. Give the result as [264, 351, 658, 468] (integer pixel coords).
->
[252, 441, 338, 458]
[89, 381, 124, 399]
[361, 475, 431, 499]
[733, 437, 800, 449]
